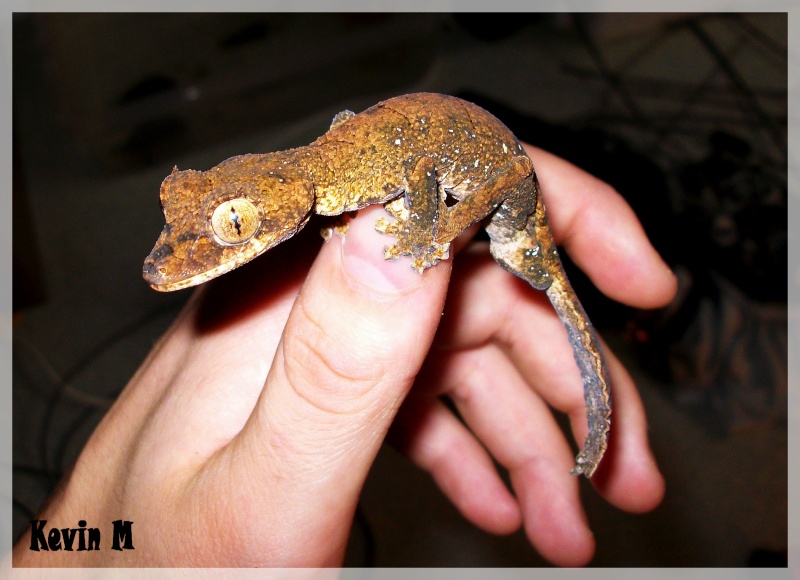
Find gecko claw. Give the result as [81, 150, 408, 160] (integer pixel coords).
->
[382, 240, 449, 273]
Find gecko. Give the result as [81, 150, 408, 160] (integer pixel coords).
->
[142, 93, 611, 477]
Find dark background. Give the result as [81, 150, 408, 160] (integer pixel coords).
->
[12, 13, 787, 566]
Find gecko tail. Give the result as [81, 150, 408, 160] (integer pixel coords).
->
[488, 229, 612, 477]
[486, 172, 611, 477]
[486, 197, 611, 477]
[545, 270, 612, 478]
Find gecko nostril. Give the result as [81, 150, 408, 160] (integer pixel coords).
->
[142, 260, 157, 277]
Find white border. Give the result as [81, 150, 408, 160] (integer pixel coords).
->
[2, 2, 795, 578]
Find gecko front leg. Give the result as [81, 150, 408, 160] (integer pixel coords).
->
[375, 156, 450, 273]
[376, 155, 536, 273]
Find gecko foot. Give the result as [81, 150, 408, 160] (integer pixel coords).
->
[375, 197, 408, 236]
[375, 198, 449, 273]
[379, 228, 450, 272]
[382, 240, 450, 273]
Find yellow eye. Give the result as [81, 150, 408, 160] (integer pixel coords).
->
[210, 198, 261, 245]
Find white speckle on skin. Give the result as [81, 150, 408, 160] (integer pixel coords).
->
[394, 139, 401, 145]
[502, 143, 508, 153]
[474, 159, 479, 167]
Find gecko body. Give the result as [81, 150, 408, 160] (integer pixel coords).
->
[143, 93, 611, 477]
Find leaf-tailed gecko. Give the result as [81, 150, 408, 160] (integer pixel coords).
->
[142, 93, 611, 477]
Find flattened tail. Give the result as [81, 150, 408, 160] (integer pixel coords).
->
[486, 178, 611, 477]
[545, 271, 611, 478]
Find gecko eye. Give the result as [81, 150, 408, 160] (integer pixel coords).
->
[210, 198, 261, 245]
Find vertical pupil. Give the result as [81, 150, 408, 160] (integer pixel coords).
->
[211, 198, 259, 244]
[230, 206, 242, 235]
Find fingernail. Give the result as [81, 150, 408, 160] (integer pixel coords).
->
[339, 207, 425, 294]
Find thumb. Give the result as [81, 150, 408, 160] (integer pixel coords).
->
[218, 205, 451, 565]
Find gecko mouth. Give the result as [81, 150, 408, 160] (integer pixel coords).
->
[142, 259, 242, 292]
[142, 241, 198, 291]
[142, 237, 264, 292]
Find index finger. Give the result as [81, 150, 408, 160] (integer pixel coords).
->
[524, 144, 678, 309]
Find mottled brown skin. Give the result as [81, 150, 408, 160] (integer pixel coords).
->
[143, 93, 611, 477]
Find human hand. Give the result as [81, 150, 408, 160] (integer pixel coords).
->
[12, 144, 676, 568]
[389, 145, 676, 566]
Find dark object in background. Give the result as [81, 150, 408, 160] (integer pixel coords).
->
[676, 130, 787, 304]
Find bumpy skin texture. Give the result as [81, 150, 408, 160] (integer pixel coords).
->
[143, 93, 611, 477]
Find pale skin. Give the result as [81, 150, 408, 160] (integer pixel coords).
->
[12, 145, 676, 568]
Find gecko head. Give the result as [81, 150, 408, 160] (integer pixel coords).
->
[143, 158, 314, 291]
